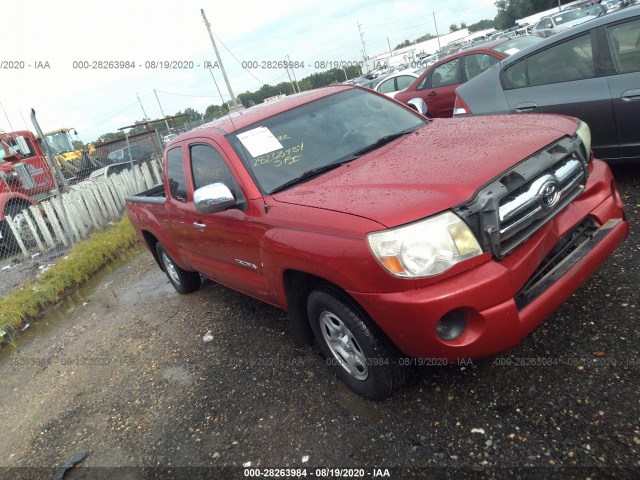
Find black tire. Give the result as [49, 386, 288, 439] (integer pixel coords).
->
[307, 287, 406, 400]
[155, 243, 201, 294]
[0, 202, 31, 256]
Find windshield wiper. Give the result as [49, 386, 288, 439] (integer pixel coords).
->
[350, 128, 417, 157]
[269, 127, 419, 194]
[269, 158, 354, 194]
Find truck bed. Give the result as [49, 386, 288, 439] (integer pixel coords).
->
[125, 184, 166, 205]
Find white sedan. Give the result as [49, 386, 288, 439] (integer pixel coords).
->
[373, 69, 423, 97]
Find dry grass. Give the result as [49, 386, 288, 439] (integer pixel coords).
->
[0, 218, 137, 339]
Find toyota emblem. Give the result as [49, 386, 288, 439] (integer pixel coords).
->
[539, 180, 561, 210]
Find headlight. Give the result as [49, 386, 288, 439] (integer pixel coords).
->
[367, 211, 483, 278]
[576, 120, 592, 160]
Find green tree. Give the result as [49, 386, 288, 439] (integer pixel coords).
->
[96, 132, 125, 143]
[494, 0, 560, 29]
[467, 19, 495, 32]
[394, 39, 413, 50]
[182, 107, 201, 123]
[460, 22, 468, 29]
[415, 33, 435, 43]
[203, 103, 229, 122]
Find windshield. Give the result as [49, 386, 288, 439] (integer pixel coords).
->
[228, 88, 426, 194]
[45, 131, 75, 155]
[492, 35, 544, 55]
[553, 10, 587, 25]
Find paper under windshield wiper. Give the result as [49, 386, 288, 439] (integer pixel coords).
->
[269, 160, 353, 194]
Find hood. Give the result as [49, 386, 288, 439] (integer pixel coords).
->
[271, 115, 579, 228]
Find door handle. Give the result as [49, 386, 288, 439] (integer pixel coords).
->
[515, 102, 538, 113]
[621, 89, 640, 102]
[193, 222, 206, 230]
[427, 91, 437, 97]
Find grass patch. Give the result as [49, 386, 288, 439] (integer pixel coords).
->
[0, 218, 138, 336]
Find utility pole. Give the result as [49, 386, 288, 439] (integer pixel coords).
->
[433, 12, 442, 51]
[153, 90, 172, 132]
[387, 37, 392, 55]
[136, 92, 148, 120]
[357, 22, 369, 73]
[201, 9, 239, 111]
[284, 66, 296, 94]
[287, 55, 300, 92]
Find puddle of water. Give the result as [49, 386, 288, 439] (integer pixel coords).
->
[335, 380, 383, 421]
[162, 365, 193, 384]
[0, 244, 144, 361]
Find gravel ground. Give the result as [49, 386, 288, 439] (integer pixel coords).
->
[0, 165, 638, 479]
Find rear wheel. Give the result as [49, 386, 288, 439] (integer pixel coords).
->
[307, 287, 406, 400]
[155, 243, 201, 294]
[0, 202, 33, 256]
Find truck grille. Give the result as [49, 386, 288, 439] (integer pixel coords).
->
[498, 156, 586, 255]
[454, 136, 589, 259]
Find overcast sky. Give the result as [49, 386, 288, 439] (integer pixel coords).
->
[3, 0, 497, 142]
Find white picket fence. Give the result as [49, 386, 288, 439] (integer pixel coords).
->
[5, 159, 163, 258]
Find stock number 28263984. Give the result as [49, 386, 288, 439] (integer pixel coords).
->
[241, 60, 305, 69]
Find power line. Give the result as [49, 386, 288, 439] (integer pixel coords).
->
[213, 32, 267, 85]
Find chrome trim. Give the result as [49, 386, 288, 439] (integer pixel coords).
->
[498, 157, 585, 242]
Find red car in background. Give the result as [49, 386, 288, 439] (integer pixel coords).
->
[394, 36, 543, 117]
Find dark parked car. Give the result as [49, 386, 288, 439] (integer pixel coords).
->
[106, 144, 149, 164]
[394, 36, 543, 117]
[454, 6, 640, 162]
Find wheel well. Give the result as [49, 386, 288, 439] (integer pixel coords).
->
[283, 270, 373, 348]
[0, 198, 31, 220]
[141, 231, 162, 269]
[4, 199, 31, 217]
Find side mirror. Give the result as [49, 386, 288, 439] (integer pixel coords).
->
[194, 182, 236, 214]
[407, 98, 428, 116]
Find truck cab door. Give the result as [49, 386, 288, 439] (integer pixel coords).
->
[157, 145, 197, 250]
[181, 141, 271, 301]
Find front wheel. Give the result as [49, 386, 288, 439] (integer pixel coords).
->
[155, 243, 201, 294]
[307, 287, 406, 400]
[0, 202, 34, 256]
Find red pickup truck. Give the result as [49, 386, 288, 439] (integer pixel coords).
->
[125, 85, 628, 399]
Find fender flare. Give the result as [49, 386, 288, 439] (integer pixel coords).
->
[0, 193, 37, 221]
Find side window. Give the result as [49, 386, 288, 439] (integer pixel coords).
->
[526, 33, 595, 86]
[396, 75, 415, 90]
[377, 78, 396, 94]
[543, 19, 553, 29]
[431, 58, 461, 88]
[166, 147, 187, 202]
[464, 54, 500, 81]
[503, 59, 528, 89]
[416, 72, 431, 90]
[190, 144, 244, 202]
[607, 18, 640, 74]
